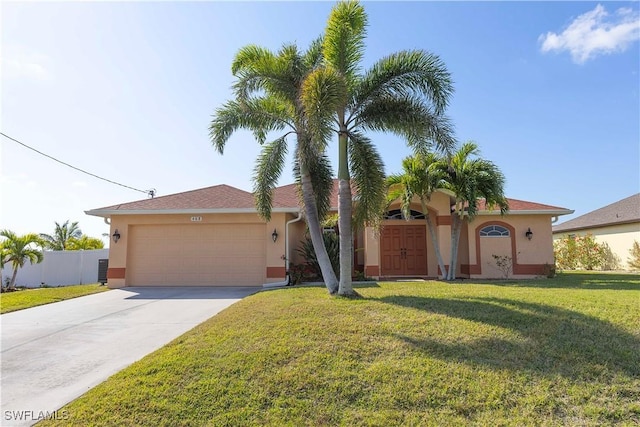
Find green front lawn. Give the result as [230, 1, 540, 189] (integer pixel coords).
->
[0, 284, 109, 314]
[41, 273, 639, 426]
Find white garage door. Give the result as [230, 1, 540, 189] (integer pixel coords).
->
[127, 224, 266, 286]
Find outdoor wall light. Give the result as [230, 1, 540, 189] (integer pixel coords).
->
[525, 228, 533, 240]
[271, 229, 279, 243]
[112, 229, 121, 243]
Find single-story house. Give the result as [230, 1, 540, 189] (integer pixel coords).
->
[86, 181, 573, 288]
[552, 193, 640, 270]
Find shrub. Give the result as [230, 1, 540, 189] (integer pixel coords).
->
[628, 240, 640, 270]
[554, 234, 609, 271]
[491, 254, 513, 279]
[288, 263, 316, 285]
[296, 232, 340, 279]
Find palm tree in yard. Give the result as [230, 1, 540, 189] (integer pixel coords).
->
[67, 235, 105, 250]
[209, 40, 340, 294]
[302, 0, 455, 295]
[387, 153, 448, 279]
[39, 220, 82, 251]
[0, 230, 44, 290]
[439, 142, 509, 280]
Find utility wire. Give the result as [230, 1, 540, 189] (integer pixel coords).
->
[1, 132, 155, 197]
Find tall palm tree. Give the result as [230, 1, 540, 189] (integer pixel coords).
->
[387, 153, 448, 278]
[303, 0, 455, 295]
[1, 230, 44, 290]
[210, 41, 340, 294]
[439, 142, 509, 280]
[39, 220, 82, 251]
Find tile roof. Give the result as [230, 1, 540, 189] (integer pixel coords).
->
[87, 180, 571, 217]
[90, 185, 257, 212]
[553, 193, 640, 233]
[477, 198, 569, 213]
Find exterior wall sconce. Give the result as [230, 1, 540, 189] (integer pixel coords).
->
[112, 229, 121, 243]
[525, 228, 533, 240]
[271, 229, 278, 243]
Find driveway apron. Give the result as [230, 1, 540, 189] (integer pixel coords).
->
[0, 286, 258, 426]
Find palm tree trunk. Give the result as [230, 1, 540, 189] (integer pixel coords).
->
[338, 178, 354, 296]
[337, 127, 355, 296]
[425, 211, 447, 279]
[9, 266, 18, 290]
[300, 165, 339, 294]
[447, 214, 463, 280]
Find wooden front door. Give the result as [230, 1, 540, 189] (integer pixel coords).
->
[381, 225, 427, 276]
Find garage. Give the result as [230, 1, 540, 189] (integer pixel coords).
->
[126, 223, 266, 286]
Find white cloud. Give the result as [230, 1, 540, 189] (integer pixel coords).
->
[71, 181, 88, 188]
[539, 4, 640, 64]
[1, 48, 52, 80]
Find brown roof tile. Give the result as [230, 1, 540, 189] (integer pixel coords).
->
[87, 180, 571, 216]
[92, 184, 256, 211]
[478, 198, 569, 212]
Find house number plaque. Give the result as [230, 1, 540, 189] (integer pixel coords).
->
[191, 216, 203, 222]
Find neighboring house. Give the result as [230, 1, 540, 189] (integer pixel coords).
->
[86, 181, 572, 288]
[552, 193, 640, 270]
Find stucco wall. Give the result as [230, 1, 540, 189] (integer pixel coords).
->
[106, 212, 286, 287]
[467, 215, 554, 278]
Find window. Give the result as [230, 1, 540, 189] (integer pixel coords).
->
[479, 224, 510, 237]
[383, 209, 426, 220]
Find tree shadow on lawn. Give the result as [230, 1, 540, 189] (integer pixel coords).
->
[378, 295, 640, 379]
[487, 273, 640, 291]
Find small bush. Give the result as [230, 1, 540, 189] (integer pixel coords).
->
[296, 232, 340, 279]
[542, 263, 556, 278]
[491, 254, 513, 279]
[628, 240, 640, 270]
[554, 235, 610, 271]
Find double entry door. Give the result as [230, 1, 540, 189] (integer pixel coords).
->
[380, 225, 427, 276]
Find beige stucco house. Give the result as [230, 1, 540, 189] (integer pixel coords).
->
[552, 193, 640, 270]
[86, 181, 572, 288]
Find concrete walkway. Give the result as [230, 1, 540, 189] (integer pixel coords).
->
[0, 286, 258, 426]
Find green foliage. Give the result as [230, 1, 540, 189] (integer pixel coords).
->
[296, 232, 340, 280]
[288, 264, 315, 286]
[40, 220, 82, 251]
[628, 240, 640, 270]
[66, 235, 105, 250]
[1, 229, 44, 290]
[42, 275, 640, 426]
[554, 235, 612, 271]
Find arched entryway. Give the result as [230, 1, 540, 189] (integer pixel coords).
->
[475, 221, 516, 278]
[380, 209, 428, 277]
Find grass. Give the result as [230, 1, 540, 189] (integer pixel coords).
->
[0, 284, 109, 314]
[41, 272, 639, 426]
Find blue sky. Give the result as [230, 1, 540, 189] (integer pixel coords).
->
[2, 1, 639, 243]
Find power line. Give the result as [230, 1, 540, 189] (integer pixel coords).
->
[1, 132, 155, 197]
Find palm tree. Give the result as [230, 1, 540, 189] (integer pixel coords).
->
[0, 230, 44, 290]
[209, 41, 340, 294]
[40, 220, 82, 251]
[387, 153, 448, 278]
[439, 142, 509, 280]
[67, 235, 105, 250]
[302, 0, 455, 295]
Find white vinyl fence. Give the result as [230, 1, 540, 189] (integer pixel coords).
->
[2, 249, 109, 288]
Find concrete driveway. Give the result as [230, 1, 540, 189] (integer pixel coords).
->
[0, 286, 258, 426]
